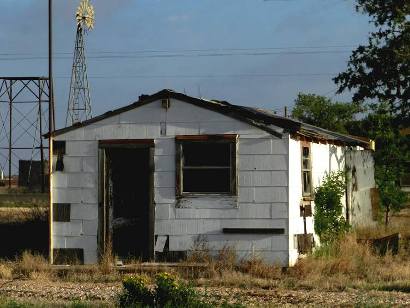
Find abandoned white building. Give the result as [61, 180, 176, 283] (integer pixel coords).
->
[48, 89, 376, 266]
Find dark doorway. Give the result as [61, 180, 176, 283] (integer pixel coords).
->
[100, 142, 154, 261]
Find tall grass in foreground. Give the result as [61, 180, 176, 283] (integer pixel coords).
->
[0, 227, 408, 294]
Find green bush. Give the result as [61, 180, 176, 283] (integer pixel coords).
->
[118, 275, 154, 307]
[155, 272, 204, 307]
[314, 171, 350, 245]
[118, 272, 210, 308]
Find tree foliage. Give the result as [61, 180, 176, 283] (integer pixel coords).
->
[314, 171, 350, 245]
[291, 93, 362, 134]
[334, 0, 410, 123]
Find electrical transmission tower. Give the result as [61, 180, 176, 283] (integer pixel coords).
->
[66, 0, 95, 126]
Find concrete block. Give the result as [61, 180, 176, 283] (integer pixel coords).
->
[155, 219, 220, 235]
[81, 188, 98, 204]
[238, 203, 271, 219]
[52, 188, 82, 203]
[175, 208, 239, 219]
[271, 236, 288, 251]
[154, 172, 175, 188]
[52, 173, 68, 188]
[52, 236, 66, 248]
[62, 157, 83, 173]
[154, 138, 175, 156]
[169, 235, 193, 251]
[71, 204, 98, 220]
[82, 219, 98, 236]
[222, 219, 286, 230]
[238, 171, 253, 187]
[154, 187, 175, 204]
[239, 187, 254, 202]
[67, 173, 97, 188]
[83, 157, 97, 173]
[66, 141, 97, 156]
[254, 187, 288, 203]
[239, 138, 272, 155]
[66, 235, 98, 251]
[239, 155, 287, 171]
[252, 171, 287, 187]
[271, 203, 288, 219]
[156, 204, 171, 219]
[53, 221, 82, 236]
[154, 155, 175, 171]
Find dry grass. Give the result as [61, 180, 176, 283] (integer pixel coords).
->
[14, 251, 50, 279]
[0, 263, 13, 279]
[0, 226, 407, 296]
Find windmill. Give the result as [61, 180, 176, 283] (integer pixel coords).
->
[66, 0, 95, 126]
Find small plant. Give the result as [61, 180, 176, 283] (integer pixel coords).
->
[155, 272, 199, 307]
[314, 171, 350, 245]
[118, 275, 154, 307]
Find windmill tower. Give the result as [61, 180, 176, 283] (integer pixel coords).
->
[66, 0, 95, 126]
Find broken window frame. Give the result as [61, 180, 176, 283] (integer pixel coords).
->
[176, 135, 238, 196]
[301, 142, 312, 197]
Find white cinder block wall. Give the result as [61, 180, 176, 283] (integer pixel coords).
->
[51, 99, 290, 265]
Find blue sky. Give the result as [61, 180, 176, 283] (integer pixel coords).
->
[0, 0, 372, 128]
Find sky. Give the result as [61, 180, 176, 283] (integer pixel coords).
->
[0, 0, 373, 129]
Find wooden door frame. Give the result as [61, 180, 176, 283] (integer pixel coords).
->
[98, 139, 155, 261]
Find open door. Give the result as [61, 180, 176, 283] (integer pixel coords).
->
[99, 140, 154, 262]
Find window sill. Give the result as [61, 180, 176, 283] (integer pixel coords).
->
[175, 194, 238, 209]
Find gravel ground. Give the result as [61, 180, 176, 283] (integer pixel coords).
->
[0, 279, 410, 307]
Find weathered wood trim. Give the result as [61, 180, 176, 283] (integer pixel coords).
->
[98, 139, 154, 147]
[175, 135, 238, 197]
[97, 149, 105, 261]
[175, 134, 237, 141]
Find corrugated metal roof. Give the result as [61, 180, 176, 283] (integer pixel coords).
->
[46, 89, 371, 148]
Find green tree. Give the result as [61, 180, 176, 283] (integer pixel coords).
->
[334, 0, 410, 123]
[314, 171, 350, 244]
[291, 93, 362, 134]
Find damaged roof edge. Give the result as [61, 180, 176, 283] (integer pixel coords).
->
[44, 89, 371, 148]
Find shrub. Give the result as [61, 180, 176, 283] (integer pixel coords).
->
[155, 272, 200, 307]
[314, 171, 350, 244]
[118, 275, 154, 307]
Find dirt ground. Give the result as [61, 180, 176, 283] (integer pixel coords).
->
[0, 279, 410, 307]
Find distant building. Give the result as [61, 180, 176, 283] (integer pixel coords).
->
[47, 89, 376, 266]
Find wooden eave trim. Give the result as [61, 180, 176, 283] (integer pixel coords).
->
[98, 139, 154, 147]
[291, 133, 369, 148]
[175, 134, 238, 141]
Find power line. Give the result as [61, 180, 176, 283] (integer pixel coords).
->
[0, 44, 357, 56]
[0, 50, 352, 62]
[53, 72, 338, 79]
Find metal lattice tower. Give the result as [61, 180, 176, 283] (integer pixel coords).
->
[66, 0, 95, 126]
